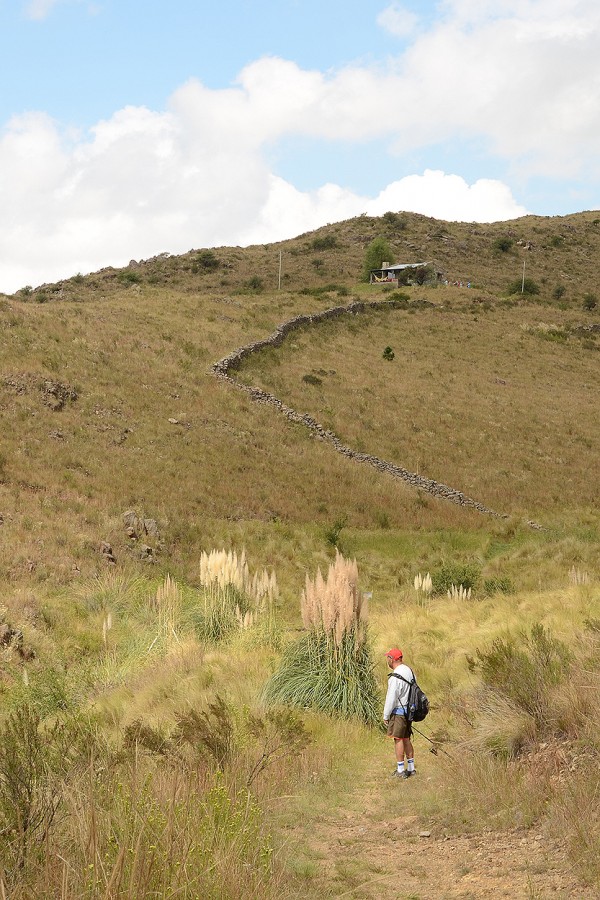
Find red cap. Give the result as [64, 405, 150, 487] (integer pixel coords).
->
[385, 648, 403, 661]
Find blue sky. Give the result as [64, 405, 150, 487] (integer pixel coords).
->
[1, 0, 599, 291]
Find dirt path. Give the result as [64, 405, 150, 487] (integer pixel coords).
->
[287, 753, 596, 899]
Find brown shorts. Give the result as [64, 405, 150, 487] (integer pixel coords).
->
[386, 713, 412, 739]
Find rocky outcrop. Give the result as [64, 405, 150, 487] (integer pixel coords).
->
[211, 298, 542, 529]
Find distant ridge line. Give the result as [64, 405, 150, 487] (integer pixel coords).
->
[211, 298, 542, 529]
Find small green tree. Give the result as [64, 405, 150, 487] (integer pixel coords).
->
[583, 292, 597, 311]
[507, 277, 540, 296]
[362, 236, 393, 281]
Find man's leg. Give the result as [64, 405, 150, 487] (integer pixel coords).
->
[403, 737, 416, 775]
[394, 737, 406, 775]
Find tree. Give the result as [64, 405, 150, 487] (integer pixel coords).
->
[362, 236, 393, 281]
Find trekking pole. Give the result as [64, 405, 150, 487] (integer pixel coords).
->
[411, 725, 453, 759]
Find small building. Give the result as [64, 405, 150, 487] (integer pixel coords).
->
[369, 262, 443, 285]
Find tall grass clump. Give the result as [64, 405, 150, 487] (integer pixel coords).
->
[196, 549, 278, 643]
[264, 551, 379, 725]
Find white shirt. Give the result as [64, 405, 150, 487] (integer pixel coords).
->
[383, 662, 414, 720]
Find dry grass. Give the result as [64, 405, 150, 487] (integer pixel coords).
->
[237, 299, 600, 518]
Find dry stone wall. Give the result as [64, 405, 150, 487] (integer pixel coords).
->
[211, 298, 542, 528]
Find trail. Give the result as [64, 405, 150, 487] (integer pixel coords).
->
[285, 748, 595, 899]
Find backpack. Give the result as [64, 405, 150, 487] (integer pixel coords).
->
[390, 671, 430, 723]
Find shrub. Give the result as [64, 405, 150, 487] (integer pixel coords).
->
[382, 346, 395, 361]
[431, 563, 480, 595]
[310, 235, 338, 251]
[552, 285, 566, 300]
[382, 211, 406, 229]
[0, 706, 89, 880]
[468, 624, 568, 728]
[117, 269, 142, 285]
[302, 373, 322, 386]
[493, 237, 513, 253]
[245, 275, 264, 292]
[583, 292, 597, 311]
[175, 695, 234, 769]
[195, 249, 219, 271]
[507, 277, 540, 296]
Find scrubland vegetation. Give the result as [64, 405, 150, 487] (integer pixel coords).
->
[0, 210, 599, 896]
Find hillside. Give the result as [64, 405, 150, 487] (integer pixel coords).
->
[0, 210, 599, 898]
[1, 209, 599, 586]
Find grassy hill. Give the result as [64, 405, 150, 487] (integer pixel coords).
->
[0, 210, 599, 897]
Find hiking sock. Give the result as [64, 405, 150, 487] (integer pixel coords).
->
[397, 761, 405, 775]
[407, 758, 415, 773]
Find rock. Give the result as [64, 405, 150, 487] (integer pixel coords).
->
[99, 541, 116, 563]
[41, 380, 78, 411]
[419, 831, 431, 838]
[139, 544, 154, 561]
[168, 418, 180, 425]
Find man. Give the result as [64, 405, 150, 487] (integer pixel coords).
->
[383, 648, 416, 779]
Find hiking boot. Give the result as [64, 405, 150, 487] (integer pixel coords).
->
[405, 769, 417, 778]
[391, 769, 405, 778]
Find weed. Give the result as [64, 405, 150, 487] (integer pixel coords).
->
[302, 373, 322, 386]
[324, 516, 347, 549]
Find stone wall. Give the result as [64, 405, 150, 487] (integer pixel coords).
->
[211, 298, 542, 528]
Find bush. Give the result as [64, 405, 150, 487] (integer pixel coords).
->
[195, 249, 219, 271]
[310, 235, 338, 251]
[382, 211, 406, 229]
[583, 293, 597, 311]
[431, 563, 481, 595]
[468, 624, 568, 727]
[553, 285, 566, 301]
[245, 275, 264, 292]
[493, 237, 513, 253]
[302, 373, 322, 386]
[507, 277, 540, 296]
[117, 269, 142, 285]
[382, 346, 395, 361]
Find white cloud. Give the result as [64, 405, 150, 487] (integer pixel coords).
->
[367, 170, 528, 222]
[24, 0, 95, 20]
[7, 0, 600, 290]
[0, 97, 526, 292]
[377, 3, 419, 38]
[25, 0, 63, 19]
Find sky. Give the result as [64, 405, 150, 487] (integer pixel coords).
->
[1, 0, 600, 292]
